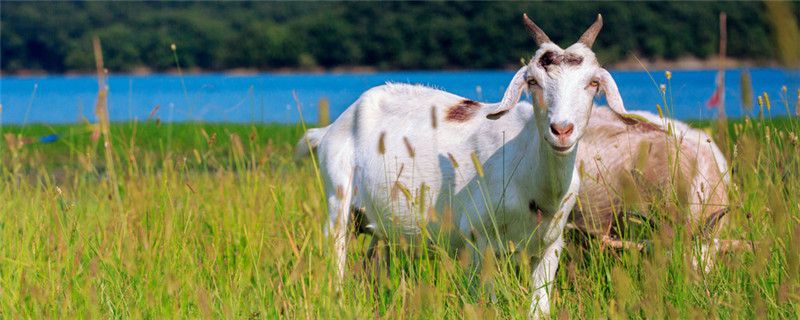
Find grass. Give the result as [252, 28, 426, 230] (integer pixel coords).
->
[0, 113, 798, 318]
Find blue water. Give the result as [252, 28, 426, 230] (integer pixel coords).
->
[0, 68, 797, 125]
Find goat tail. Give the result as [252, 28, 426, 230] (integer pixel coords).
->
[294, 126, 329, 160]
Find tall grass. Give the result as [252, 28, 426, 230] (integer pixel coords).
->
[1, 110, 797, 318]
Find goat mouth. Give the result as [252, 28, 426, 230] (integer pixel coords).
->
[549, 143, 573, 154]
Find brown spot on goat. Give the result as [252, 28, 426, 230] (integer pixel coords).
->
[445, 99, 481, 122]
[563, 53, 584, 65]
[539, 51, 584, 70]
[539, 51, 562, 68]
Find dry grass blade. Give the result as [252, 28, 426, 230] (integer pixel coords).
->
[92, 36, 121, 206]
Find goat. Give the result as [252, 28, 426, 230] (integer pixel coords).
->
[296, 14, 637, 316]
[572, 107, 730, 269]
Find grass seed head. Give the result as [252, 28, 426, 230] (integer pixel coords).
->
[447, 153, 459, 168]
[431, 105, 438, 129]
[796, 89, 800, 116]
[392, 181, 412, 203]
[403, 136, 415, 158]
[249, 127, 257, 141]
[378, 131, 386, 155]
[230, 133, 244, 158]
[471, 151, 484, 177]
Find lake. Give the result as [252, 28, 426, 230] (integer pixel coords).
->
[1, 68, 797, 125]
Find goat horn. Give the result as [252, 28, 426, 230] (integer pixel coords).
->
[578, 14, 603, 48]
[523, 13, 551, 46]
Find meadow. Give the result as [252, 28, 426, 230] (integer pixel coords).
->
[1, 104, 799, 318]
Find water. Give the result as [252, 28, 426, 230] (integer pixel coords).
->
[0, 68, 797, 125]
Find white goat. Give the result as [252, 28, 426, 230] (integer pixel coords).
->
[573, 107, 730, 268]
[297, 14, 637, 316]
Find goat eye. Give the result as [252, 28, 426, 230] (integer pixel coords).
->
[589, 80, 600, 87]
[527, 78, 538, 86]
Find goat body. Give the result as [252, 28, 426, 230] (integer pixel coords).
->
[574, 107, 729, 240]
[311, 82, 579, 315]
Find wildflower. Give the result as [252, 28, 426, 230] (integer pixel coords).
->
[665, 71, 672, 80]
[659, 84, 666, 94]
[170, 43, 177, 51]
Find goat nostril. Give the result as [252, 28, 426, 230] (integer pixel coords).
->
[549, 124, 559, 135]
[550, 123, 575, 137]
[563, 123, 574, 135]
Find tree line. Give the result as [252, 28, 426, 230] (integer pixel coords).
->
[1, 2, 795, 73]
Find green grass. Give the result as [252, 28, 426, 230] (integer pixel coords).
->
[1, 115, 798, 318]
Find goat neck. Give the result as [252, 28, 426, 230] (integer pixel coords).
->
[513, 117, 578, 213]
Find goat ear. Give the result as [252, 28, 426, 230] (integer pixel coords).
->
[596, 68, 639, 125]
[487, 67, 527, 120]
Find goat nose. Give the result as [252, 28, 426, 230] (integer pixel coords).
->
[549, 123, 574, 138]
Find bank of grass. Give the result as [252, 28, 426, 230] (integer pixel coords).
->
[0, 116, 798, 318]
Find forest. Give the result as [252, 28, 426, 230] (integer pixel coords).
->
[2, 2, 797, 73]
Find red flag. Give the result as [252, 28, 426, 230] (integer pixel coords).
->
[706, 71, 722, 108]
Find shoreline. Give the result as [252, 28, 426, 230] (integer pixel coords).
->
[1, 56, 787, 77]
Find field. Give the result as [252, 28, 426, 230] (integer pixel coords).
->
[1, 111, 799, 318]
